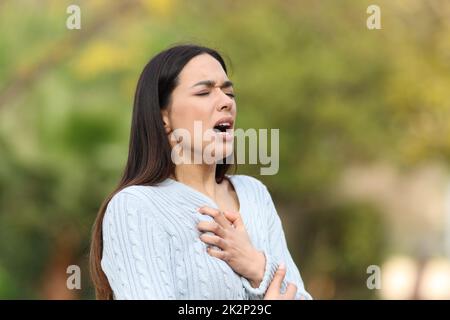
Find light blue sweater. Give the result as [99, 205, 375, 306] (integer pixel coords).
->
[101, 174, 312, 300]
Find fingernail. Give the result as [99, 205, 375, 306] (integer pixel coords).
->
[278, 262, 285, 270]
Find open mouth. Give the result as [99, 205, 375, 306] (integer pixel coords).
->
[212, 119, 234, 142]
[213, 122, 232, 133]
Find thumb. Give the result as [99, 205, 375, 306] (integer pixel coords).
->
[267, 263, 285, 292]
[284, 282, 297, 299]
[223, 211, 244, 228]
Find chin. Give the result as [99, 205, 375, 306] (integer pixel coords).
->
[200, 141, 234, 164]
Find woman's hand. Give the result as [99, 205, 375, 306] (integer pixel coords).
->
[264, 263, 299, 300]
[197, 206, 266, 287]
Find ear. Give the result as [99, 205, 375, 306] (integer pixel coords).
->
[161, 109, 171, 134]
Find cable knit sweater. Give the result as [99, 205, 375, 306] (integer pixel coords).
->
[101, 174, 312, 300]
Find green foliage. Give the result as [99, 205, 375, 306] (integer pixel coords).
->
[0, 0, 449, 299]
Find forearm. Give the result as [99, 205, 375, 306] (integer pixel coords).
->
[240, 250, 279, 299]
[246, 250, 266, 288]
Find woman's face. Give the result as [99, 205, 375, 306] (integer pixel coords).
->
[163, 53, 236, 164]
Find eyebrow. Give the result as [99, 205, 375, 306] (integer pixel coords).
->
[191, 80, 234, 89]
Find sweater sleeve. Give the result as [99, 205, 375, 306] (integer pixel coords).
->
[241, 184, 312, 300]
[240, 248, 280, 299]
[101, 191, 177, 299]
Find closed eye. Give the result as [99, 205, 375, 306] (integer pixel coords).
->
[195, 92, 235, 98]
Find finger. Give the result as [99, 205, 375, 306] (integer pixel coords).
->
[222, 210, 239, 223]
[197, 221, 226, 238]
[198, 206, 232, 229]
[284, 282, 297, 299]
[223, 211, 244, 229]
[200, 233, 227, 250]
[206, 247, 229, 261]
[267, 263, 286, 293]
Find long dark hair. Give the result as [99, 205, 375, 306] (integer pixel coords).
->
[89, 44, 234, 299]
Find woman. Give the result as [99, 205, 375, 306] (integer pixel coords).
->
[90, 44, 312, 300]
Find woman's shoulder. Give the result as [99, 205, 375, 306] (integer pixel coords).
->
[104, 184, 172, 232]
[110, 184, 154, 200]
[103, 185, 171, 241]
[106, 183, 169, 213]
[229, 173, 259, 184]
[228, 174, 271, 199]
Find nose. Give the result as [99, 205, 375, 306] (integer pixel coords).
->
[216, 91, 234, 112]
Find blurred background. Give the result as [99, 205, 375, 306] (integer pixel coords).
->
[1, 0, 450, 299]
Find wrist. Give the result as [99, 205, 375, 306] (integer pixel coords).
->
[248, 250, 266, 288]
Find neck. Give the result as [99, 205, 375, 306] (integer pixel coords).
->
[173, 164, 220, 199]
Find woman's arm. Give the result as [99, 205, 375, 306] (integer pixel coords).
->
[241, 185, 312, 300]
[196, 178, 312, 300]
[101, 191, 177, 299]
